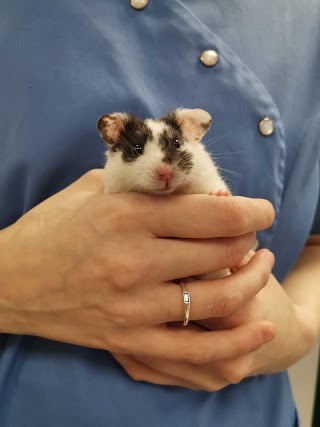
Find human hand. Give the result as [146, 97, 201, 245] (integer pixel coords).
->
[0, 169, 275, 363]
[116, 249, 318, 390]
[207, 250, 318, 376]
[113, 250, 277, 390]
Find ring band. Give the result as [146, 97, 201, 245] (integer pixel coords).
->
[181, 283, 190, 326]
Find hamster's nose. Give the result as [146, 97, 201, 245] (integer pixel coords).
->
[156, 164, 174, 180]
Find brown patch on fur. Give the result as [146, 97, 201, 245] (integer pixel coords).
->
[200, 120, 212, 131]
[97, 114, 127, 146]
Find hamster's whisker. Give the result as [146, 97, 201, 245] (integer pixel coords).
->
[138, 102, 143, 117]
[218, 167, 241, 177]
[213, 150, 247, 157]
[223, 176, 237, 186]
[218, 167, 243, 181]
[203, 135, 225, 148]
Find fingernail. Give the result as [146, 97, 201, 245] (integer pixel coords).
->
[262, 328, 275, 343]
[268, 251, 275, 268]
[260, 249, 275, 265]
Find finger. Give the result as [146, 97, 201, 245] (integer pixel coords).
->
[213, 354, 255, 384]
[139, 322, 257, 387]
[134, 322, 228, 391]
[148, 249, 275, 323]
[169, 321, 209, 331]
[231, 249, 256, 272]
[135, 356, 229, 392]
[143, 195, 275, 238]
[116, 320, 275, 363]
[153, 233, 255, 281]
[112, 353, 194, 388]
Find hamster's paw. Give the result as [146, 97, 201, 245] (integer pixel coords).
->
[209, 189, 230, 196]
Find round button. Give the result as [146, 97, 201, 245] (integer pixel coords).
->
[131, 0, 148, 10]
[200, 50, 219, 67]
[258, 117, 274, 136]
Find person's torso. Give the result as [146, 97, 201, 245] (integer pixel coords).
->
[1, 1, 319, 425]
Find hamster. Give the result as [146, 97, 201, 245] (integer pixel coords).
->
[97, 108, 230, 196]
[97, 108, 230, 280]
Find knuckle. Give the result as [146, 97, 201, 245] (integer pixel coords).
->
[96, 257, 127, 291]
[105, 197, 144, 233]
[127, 367, 145, 382]
[224, 238, 244, 266]
[223, 233, 255, 266]
[100, 297, 135, 329]
[217, 365, 248, 385]
[112, 265, 138, 291]
[224, 198, 249, 235]
[211, 288, 241, 317]
[121, 254, 151, 287]
[103, 330, 131, 354]
[182, 348, 210, 364]
[224, 370, 245, 385]
[100, 252, 149, 292]
[110, 303, 130, 327]
[202, 382, 220, 392]
[107, 209, 133, 233]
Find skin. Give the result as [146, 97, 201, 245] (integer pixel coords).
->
[0, 169, 277, 367]
[114, 246, 320, 391]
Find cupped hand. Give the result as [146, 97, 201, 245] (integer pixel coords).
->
[113, 250, 277, 390]
[116, 250, 316, 390]
[207, 250, 317, 376]
[0, 169, 275, 363]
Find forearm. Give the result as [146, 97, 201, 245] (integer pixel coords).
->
[282, 236, 320, 341]
[0, 223, 28, 335]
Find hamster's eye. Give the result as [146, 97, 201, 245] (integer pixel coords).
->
[134, 144, 143, 154]
[173, 139, 180, 148]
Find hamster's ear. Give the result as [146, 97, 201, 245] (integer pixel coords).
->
[175, 108, 212, 142]
[97, 113, 128, 146]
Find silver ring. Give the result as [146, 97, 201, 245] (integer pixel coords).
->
[181, 283, 190, 326]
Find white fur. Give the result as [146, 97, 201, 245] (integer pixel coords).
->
[104, 120, 229, 196]
[179, 142, 228, 194]
[103, 110, 230, 279]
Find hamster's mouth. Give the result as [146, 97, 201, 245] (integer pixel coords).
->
[148, 178, 180, 195]
[159, 182, 172, 191]
[159, 178, 179, 191]
[151, 183, 176, 195]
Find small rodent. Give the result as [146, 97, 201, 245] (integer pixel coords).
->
[97, 108, 230, 196]
[97, 108, 230, 279]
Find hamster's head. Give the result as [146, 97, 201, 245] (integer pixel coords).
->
[97, 108, 212, 195]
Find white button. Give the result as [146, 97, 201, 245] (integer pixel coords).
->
[200, 50, 219, 67]
[258, 117, 274, 136]
[131, 0, 148, 10]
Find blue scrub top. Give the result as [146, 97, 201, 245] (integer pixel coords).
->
[0, 1, 319, 426]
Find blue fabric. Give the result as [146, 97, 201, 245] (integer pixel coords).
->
[0, 1, 319, 426]
[312, 177, 320, 233]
